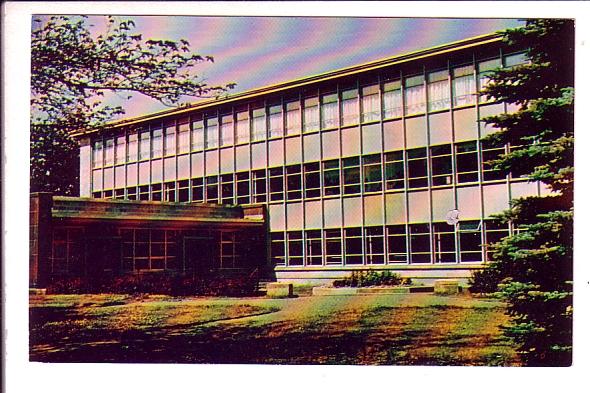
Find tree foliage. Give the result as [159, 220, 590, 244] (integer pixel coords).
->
[471, 19, 574, 366]
[31, 15, 234, 194]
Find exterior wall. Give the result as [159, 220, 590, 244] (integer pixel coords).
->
[30, 193, 53, 287]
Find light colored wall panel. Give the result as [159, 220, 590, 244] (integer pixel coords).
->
[79, 144, 92, 196]
[457, 186, 481, 219]
[408, 190, 430, 222]
[286, 202, 304, 230]
[454, 107, 478, 141]
[268, 139, 284, 167]
[479, 103, 504, 137]
[385, 193, 406, 224]
[268, 203, 286, 231]
[126, 164, 138, 187]
[103, 167, 114, 189]
[177, 155, 190, 179]
[205, 150, 219, 175]
[220, 147, 234, 173]
[164, 157, 176, 181]
[511, 181, 539, 199]
[341, 127, 361, 156]
[343, 197, 363, 227]
[138, 162, 150, 184]
[323, 198, 342, 228]
[285, 136, 302, 165]
[251, 142, 267, 169]
[92, 169, 102, 191]
[383, 120, 404, 151]
[483, 183, 509, 216]
[428, 112, 452, 145]
[303, 133, 321, 162]
[540, 183, 554, 196]
[405, 116, 427, 148]
[115, 166, 125, 188]
[235, 145, 249, 171]
[305, 200, 323, 228]
[151, 159, 162, 183]
[364, 194, 384, 225]
[431, 188, 455, 221]
[362, 123, 382, 154]
[322, 130, 340, 159]
[191, 152, 204, 177]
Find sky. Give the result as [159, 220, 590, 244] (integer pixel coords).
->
[42, 16, 523, 119]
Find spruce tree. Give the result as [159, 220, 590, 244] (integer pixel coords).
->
[472, 19, 574, 366]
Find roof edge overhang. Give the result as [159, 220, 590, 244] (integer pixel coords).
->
[72, 32, 503, 138]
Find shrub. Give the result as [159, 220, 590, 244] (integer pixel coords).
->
[332, 271, 404, 287]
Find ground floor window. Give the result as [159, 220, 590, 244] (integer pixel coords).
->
[305, 230, 323, 265]
[287, 231, 303, 266]
[365, 226, 385, 264]
[345, 228, 363, 265]
[50, 227, 85, 275]
[121, 228, 179, 271]
[325, 229, 342, 265]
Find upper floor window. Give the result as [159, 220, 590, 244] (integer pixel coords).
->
[404, 75, 426, 116]
[430, 144, 453, 186]
[92, 140, 103, 168]
[427, 70, 450, 111]
[205, 116, 219, 149]
[504, 52, 528, 67]
[177, 121, 190, 154]
[343, 157, 361, 195]
[127, 132, 138, 162]
[115, 136, 126, 165]
[363, 154, 382, 192]
[191, 119, 204, 151]
[304, 162, 321, 198]
[164, 123, 176, 156]
[139, 130, 150, 160]
[151, 127, 163, 158]
[361, 84, 380, 123]
[452, 65, 476, 107]
[286, 164, 302, 200]
[220, 114, 234, 147]
[303, 97, 320, 132]
[285, 100, 301, 135]
[321, 93, 338, 130]
[385, 150, 404, 190]
[236, 110, 249, 144]
[407, 147, 428, 188]
[341, 89, 359, 126]
[268, 104, 283, 138]
[104, 138, 114, 166]
[455, 141, 479, 183]
[323, 159, 340, 196]
[251, 107, 266, 142]
[383, 80, 402, 119]
[478, 58, 501, 103]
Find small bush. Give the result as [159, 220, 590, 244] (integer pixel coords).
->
[332, 271, 404, 287]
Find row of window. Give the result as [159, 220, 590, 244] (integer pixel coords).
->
[91, 53, 526, 169]
[270, 220, 509, 267]
[92, 139, 518, 202]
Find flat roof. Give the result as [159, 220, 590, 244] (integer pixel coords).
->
[73, 32, 503, 138]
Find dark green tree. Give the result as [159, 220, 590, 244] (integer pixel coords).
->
[472, 19, 574, 366]
[31, 15, 235, 194]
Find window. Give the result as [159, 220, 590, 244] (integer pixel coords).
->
[221, 174, 234, 204]
[383, 80, 402, 119]
[304, 162, 321, 198]
[478, 58, 501, 103]
[345, 228, 363, 265]
[303, 97, 320, 132]
[452, 65, 476, 107]
[121, 228, 178, 271]
[104, 138, 114, 166]
[455, 141, 479, 183]
[410, 223, 431, 263]
[305, 230, 323, 265]
[385, 151, 404, 190]
[407, 147, 428, 188]
[114, 188, 125, 200]
[126, 186, 137, 200]
[103, 190, 113, 199]
[430, 144, 453, 186]
[178, 180, 189, 202]
[433, 222, 456, 263]
[220, 232, 238, 269]
[387, 225, 407, 263]
[139, 185, 150, 201]
[220, 114, 234, 146]
[127, 132, 138, 162]
[251, 107, 266, 141]
[343, 157, 361, 195]
[236, 110, 249, 144]
[404, 75, 426, 115]
[320, 93, 339, 129]
[363, 154, 382, 192]
[252, 169, 267, 203]
[365, 227, 385, 264]
[236, 172, 250, 204]
[481, 140, 506, 181]
[92, 191, 102, 198]
[164, 181, 175, 202]
[269, 167, 284, 201]
[92, 140, 103, 168]
[50, 227, 84, 275]
[285, 100, 301, 135]
[286, 164, 302, 200]
[206, 175, 219, 203]
[178, 121, 190, 154]
[164, 123, 176, 155]
[361, 84, 380, 123]
[271, 232, 286, 266]
[152, 183, 162, 201]
[427, 70, 450, 111]
[139, 130, 150, 160]
[459, 221, 482, 262]
[287, 231, 303, 266]
[115, 136, 126, 165]
[323, 159, 340, 196]
[205, 116, 219, 149]
[325, 229, 342, 265]
[191, 178, 204, 202]
[484, 220, 509, 261]
[504, 52, 528, 67]
[268, 104, 283, 138]
[191, 119, 204, 151]
[339, 89, 358, 126]
[151, 127, 163, 158]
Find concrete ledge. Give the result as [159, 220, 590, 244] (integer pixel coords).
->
[29, 288, 47, 295]
[312, 286, 434, 296]
[266, 282, 293, 298]
[434, 280, 460, 295]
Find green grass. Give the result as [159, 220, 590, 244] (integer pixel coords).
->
[30, 293, 520, 365]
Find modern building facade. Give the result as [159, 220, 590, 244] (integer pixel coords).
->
[65, 32, 546, 284]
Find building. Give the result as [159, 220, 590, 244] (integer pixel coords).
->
[32, 32, 547, 286]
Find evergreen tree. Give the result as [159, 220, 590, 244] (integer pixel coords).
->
[472, 19, 574, 366]
[31, 15, 235, 195]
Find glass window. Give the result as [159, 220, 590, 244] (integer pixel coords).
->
[361, 85, 380, 123]
[305, 230, 323, 266]
[341, 89, 359, 126]
[404, 75, 426, 115]
[220, 114, 234, 147]
[269, 167, 284, 201]
[504, 52, 528, 67]
[139, 130, 150, 160]
[104, 138, 114, 166]
[236, 111, 249, 144]
[285, 100, 301, 135]
[271, 232, 286, 266]
[178, 121, 190, 154]
[385, 151, 405, 190]
[251, 108, 266, 141]
[323, 159, 340, 196]
[103, 190, 113, 199]
[320, 93, 339, 129]
[252, 169, 267, 203]
[383, 80, 402, 119]
[115, 136, 126, 165]
[433, 222, 456, 263]
[365, 227, 385, 264]
[164, 181, 175, 202]
[268, 104, 283, 138]
[220, 232, 237, 269]
[343, 157, 361, 195]
[205, 117, 218, 149]
[303, 97, 320, 132]
[139, 185, 150, 201]
[410, 223, 431, 263]
[455, 141, 479, 183]
[478, 58, 501, 103]
[178, 179, 189, 202]
[286, 164, 302, 201]
[452, 65, 476, 107]
[459, 221, 483, 262]
[407, 147, 428, 188]
[325, 229, 342, 265]
[287, 231, 304, 266]
[191, 178, 204, 202]
[221, 173, 234, 204]
[236, 171, 250, 205]
[191, 119, 204, 151]
[115, 189, 125, 199]
[164, 123, 176, 155]
[430, 144, 453, 186]
[387, 225, 407, 263]
[206, 175, 219, 203]
[127, 132, 138, 162]
[126, 186, 137, 200]
[363, 154, 382, 192]
[484, 220, 509, 261]
[151, 127, 163, 158]
[304, 162, 321, 198]
[151, 183, 162, 201]
[92, 140, 103, 168]
[345, 227, 363, 265]
[428, 70, 450, 111]
[481, 140, 506, 181]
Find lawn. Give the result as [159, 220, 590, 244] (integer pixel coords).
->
[29, 292, 521, 365]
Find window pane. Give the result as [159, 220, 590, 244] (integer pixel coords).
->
[341, 89, 358, 126]
[428, 70, 450, 111]
[205, 117, 218, 148]
[251, 108, 266, 141]
[321, 94, 339, 129]
[151, 128, 162, 158]
[404, 75, 425, 115]
[361, 85, 380, 123]
[285, 101, 301, 135]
